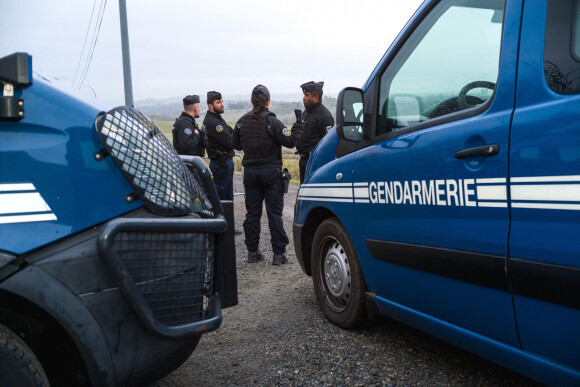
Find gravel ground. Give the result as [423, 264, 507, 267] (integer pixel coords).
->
[155, 181, 540, 387]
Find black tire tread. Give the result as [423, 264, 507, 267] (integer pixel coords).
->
[312, 218, 368, 329]
[0, 324, 49, 386]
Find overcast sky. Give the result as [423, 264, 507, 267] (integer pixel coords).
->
[2, 0, 424, 106]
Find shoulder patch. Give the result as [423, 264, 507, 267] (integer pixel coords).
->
[216, 125, 224, 133]
[184, 128, 193, 135]
[283, 127, 291, 136]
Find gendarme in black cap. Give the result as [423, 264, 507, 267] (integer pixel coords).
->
[300, 81, 324, 94]
[252, 84, 270, 98]
[207, 91, 222, 104]
[183, 95, 200, 105]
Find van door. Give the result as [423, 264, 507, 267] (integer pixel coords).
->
[353, 0, 521, 345]
[509, 0, 580, 371]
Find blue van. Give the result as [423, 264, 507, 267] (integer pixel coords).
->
[293, 0, 580, 385]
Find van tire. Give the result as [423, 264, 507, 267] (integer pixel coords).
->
[312, 218, 367, 328]
[0, 323, 50, 386]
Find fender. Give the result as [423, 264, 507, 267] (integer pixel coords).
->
[0, 266, 116, 386]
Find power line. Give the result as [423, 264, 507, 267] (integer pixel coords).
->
[77, 0, 108, 88]
[72, 0, 98, 87]
[75, 0, 108, 89]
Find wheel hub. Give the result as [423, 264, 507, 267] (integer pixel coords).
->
[323, 241, 351, 300]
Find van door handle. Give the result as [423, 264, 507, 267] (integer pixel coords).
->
[454, 144, 499, 159]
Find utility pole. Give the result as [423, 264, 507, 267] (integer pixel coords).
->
[118, 0, 134, 107]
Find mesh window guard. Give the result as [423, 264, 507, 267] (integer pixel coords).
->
[96, 107, 211, 215]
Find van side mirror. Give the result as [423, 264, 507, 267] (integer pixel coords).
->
[336, 87, 364, 142]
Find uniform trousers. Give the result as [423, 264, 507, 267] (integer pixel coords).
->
[299, 154, 310, 184]
[210, 159, 234, 201]
[243, 168, 288, 255]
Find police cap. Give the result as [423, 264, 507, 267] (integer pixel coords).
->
[252, 84, 270, 98]
[207, 91, 222, 104]
[300, 81, 324, 94]
[183, 95, 200, 106]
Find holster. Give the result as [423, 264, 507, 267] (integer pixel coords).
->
[281, 168, 291, 194]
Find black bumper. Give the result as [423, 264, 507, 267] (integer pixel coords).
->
[293, 222, 311, 276]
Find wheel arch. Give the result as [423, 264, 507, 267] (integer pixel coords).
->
[298, 207, 345, 276]
[0, 266, 116, 386]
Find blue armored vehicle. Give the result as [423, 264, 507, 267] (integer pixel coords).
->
[0, 52, 237, 386]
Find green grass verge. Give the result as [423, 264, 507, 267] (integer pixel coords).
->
[155, 120, 301, 184]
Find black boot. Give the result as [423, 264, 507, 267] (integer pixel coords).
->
[247, 249, 265, 263]
[272, 253, 288, 265]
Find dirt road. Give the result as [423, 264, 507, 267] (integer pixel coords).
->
[154, 182, 537, 386]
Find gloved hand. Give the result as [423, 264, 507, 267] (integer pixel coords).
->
[294, 109, 302, 123]
[294, 109, 303, 129]
[199, 128, 208, 147]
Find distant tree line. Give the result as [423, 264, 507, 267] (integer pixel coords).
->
[269, 96, 337, 125]
[226, 100, 251, 110]
[139, 95, 337, 125]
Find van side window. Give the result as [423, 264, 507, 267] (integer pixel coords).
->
[376, 0, 505, 136]
[544, 0, 580, 94]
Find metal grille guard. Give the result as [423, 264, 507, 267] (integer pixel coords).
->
[98, 216, 226, 338]
[97, 156, 227, 338]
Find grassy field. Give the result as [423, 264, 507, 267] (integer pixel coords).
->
[156, 121, 301, 184]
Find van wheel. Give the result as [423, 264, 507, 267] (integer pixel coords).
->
[0, 323, 49, 386]
[312, 218, 367, 328]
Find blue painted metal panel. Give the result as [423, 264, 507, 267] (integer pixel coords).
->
[510, 0, 580, 373]
[0, 75, 142, 254]
[350, 0, 522, 346]
[374, 295, 580, 386]
[295, 133, 356, 234]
